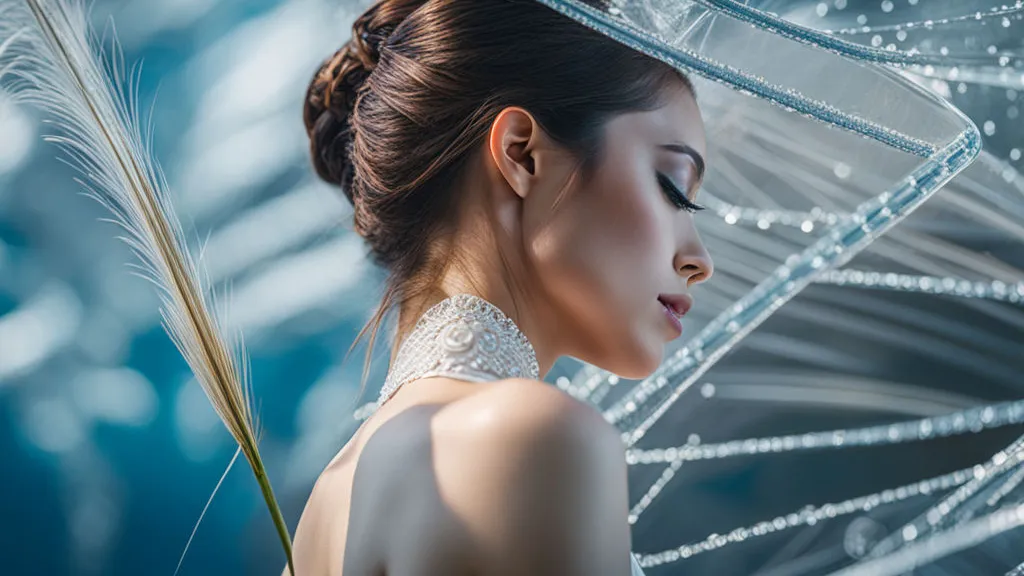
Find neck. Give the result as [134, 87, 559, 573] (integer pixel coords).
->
[391, 187, 561, 379]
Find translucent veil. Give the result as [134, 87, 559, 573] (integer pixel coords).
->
[527, 0, 1024, 574]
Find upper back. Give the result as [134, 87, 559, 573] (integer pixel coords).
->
[289, 378, 632, 576]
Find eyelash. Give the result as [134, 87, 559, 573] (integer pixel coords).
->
[657, 172, 705, 214]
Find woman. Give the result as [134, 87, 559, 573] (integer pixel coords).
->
[291, 0, 713, 573]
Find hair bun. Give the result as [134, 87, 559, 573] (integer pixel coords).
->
[303, 0, 426, 196]
[302, 47, 368, 194]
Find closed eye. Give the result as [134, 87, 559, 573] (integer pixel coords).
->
[657, 172, 705, 214]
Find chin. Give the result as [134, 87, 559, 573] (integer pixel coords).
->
[620, 356, 662, 380]
[602, 339, 663, 381]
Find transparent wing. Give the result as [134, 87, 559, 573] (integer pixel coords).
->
[538, 1, 1024, 574]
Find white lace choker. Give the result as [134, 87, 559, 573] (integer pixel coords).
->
[376, 293, 541, 408]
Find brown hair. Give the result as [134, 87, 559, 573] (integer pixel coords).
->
[303, 0, 691, 408]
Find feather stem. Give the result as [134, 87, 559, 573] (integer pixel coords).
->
[1, 0, 295, 572]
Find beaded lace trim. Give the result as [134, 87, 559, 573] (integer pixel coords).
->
[376, 293, 540, 408]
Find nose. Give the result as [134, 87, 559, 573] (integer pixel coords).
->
[673, 243, 713, 287]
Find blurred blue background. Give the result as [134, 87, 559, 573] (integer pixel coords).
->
[0, 1, 386, 573]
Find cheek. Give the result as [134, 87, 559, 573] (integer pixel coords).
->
[582, 193, 661, 282]
[535, 181, 661, 283]
[526, 180, 669, 375]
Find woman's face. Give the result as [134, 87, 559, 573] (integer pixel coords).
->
[519, 79, 713, 379]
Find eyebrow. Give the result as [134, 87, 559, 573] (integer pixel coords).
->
[659, 143, 705, 183]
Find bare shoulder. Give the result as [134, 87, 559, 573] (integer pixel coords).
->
[436, 378, 627, 470]
[433, 379, 632, 575]
[443, 377, 618, 438]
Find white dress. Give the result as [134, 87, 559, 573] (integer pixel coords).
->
[376, 293, 647, 575]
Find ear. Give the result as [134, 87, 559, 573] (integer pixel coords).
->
[487, 106, 544, 200]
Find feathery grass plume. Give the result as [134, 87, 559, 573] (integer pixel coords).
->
[0, 1, 294, 573]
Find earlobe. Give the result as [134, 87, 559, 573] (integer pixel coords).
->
[488, 106, 539, 200]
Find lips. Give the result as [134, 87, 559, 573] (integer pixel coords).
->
[657, 294, 693, 318]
